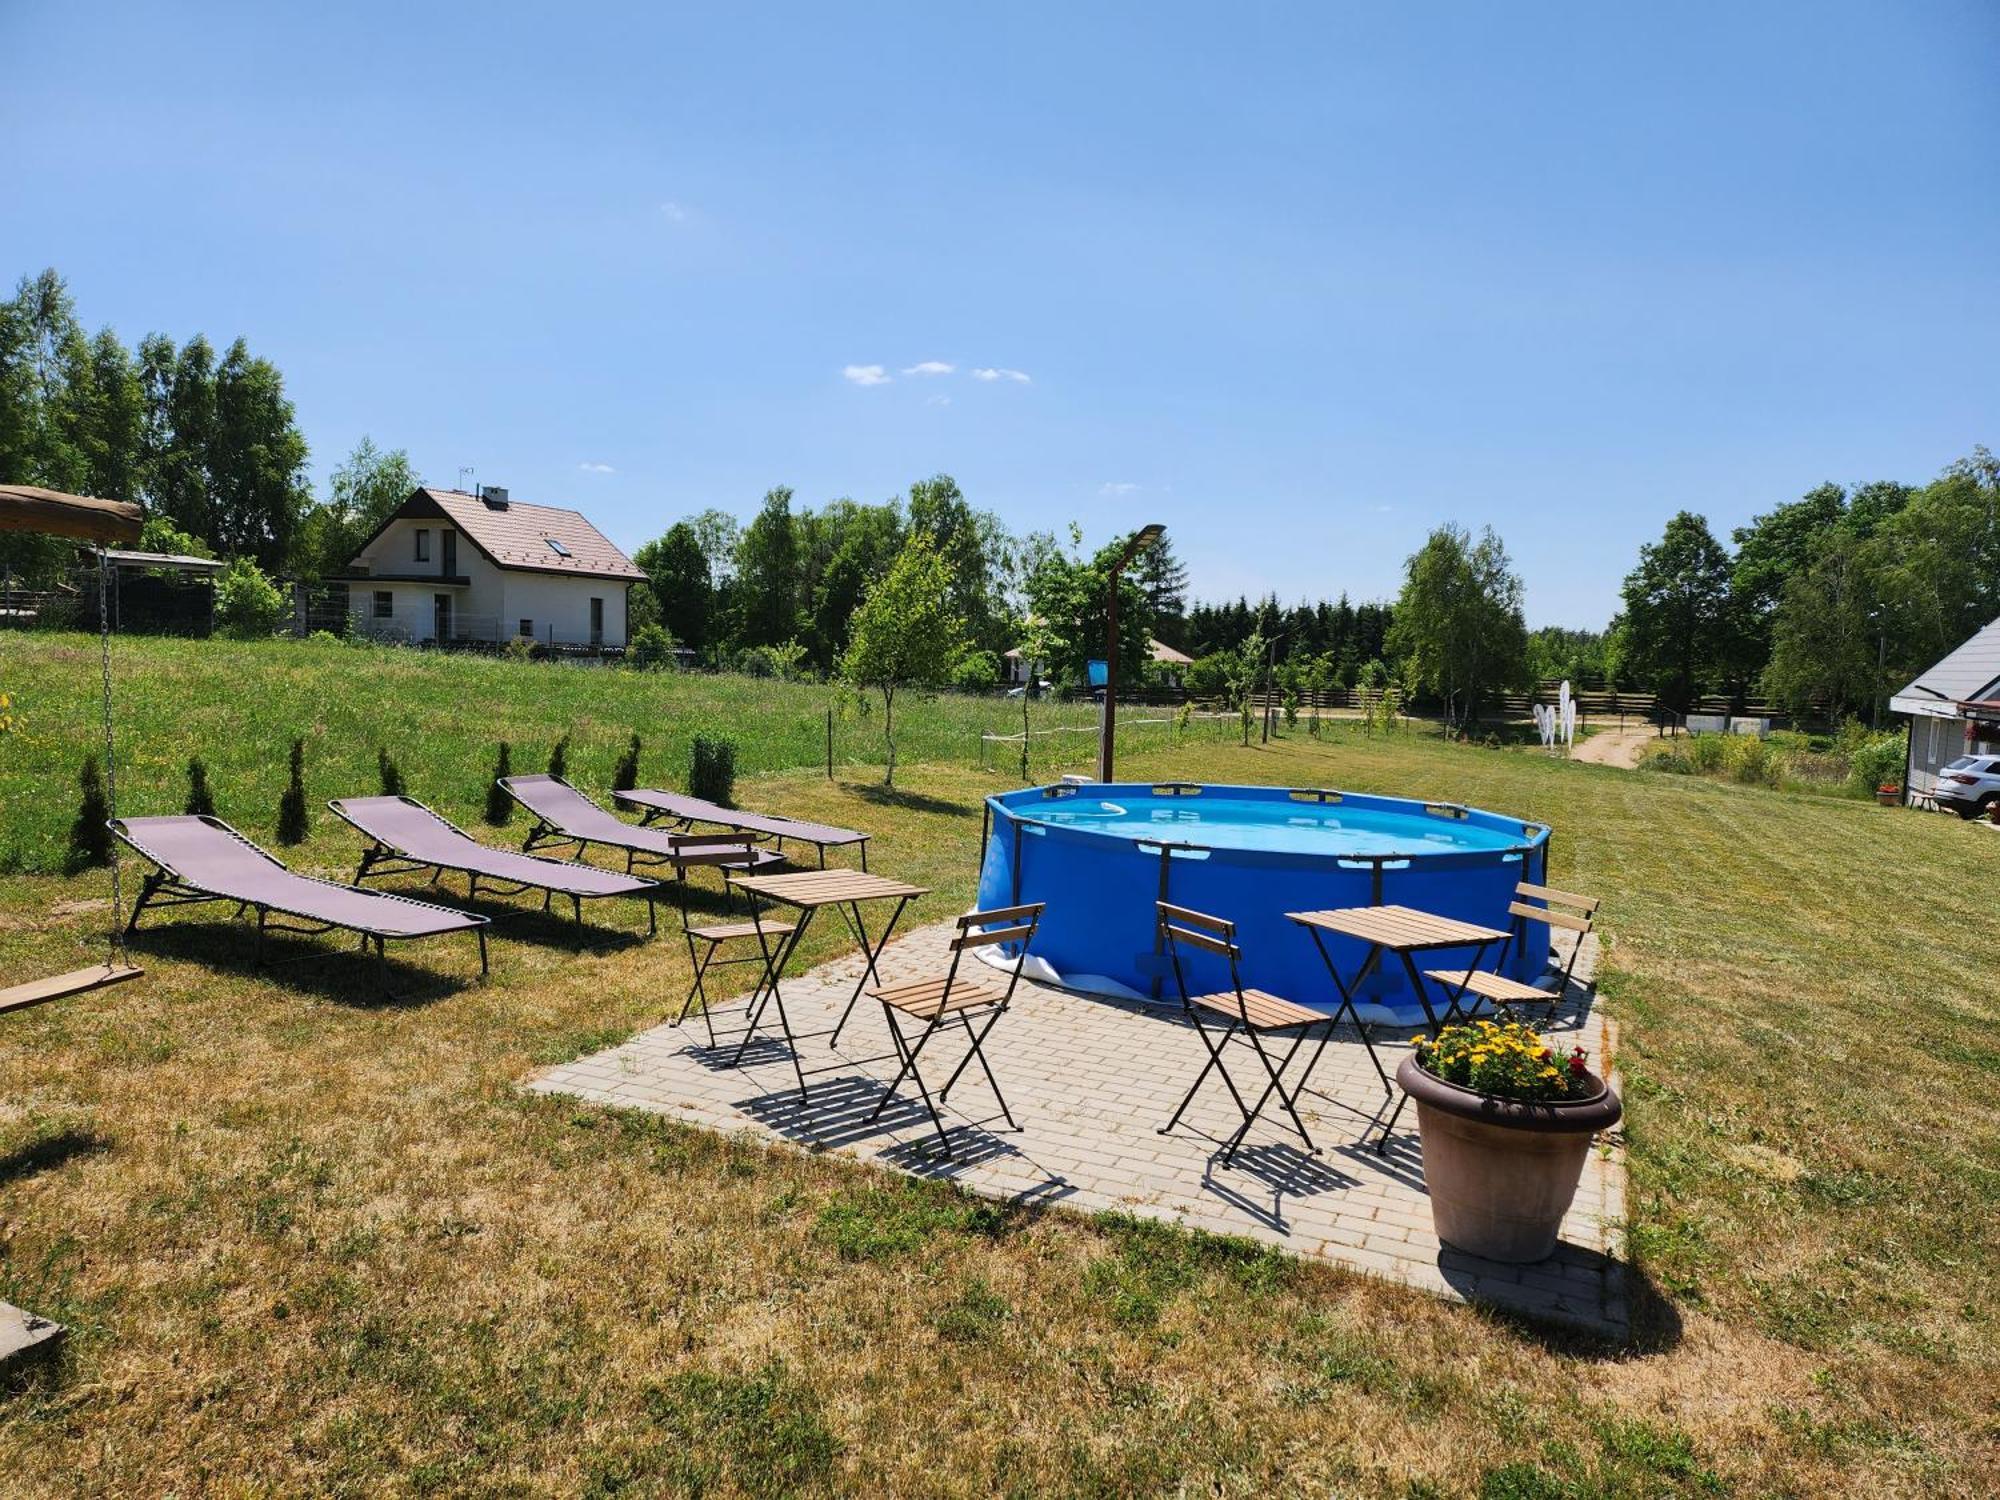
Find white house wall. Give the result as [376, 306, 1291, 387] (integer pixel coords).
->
[501, 572, 627, 648]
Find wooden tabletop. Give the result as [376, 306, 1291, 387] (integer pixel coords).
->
[1287, 903, 1508, 950]
[729, 869, 929, 909]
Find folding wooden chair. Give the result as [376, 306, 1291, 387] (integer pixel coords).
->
[1421, 881, 1598, 1019]
[1155, 902, 1340, 1164]
[670, 836, 797, 1046]
[863, 903, 1043, 1157]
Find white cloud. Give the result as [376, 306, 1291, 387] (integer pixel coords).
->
[578, 461, 616, 474]
[902, 360, 955, 376]
[1099, 482, 1139, 497]
[971, 367, 1031, 383]
[926, 394, 952, 407]
[658, 200, 690, 222]
[842, 364, 892, 386]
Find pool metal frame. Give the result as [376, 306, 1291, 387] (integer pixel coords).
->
[978, 781, 1552, 1006]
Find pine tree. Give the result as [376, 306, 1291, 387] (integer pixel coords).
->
[66, 755, 114, 872]
[485, 742, 513, 825]
[276, 738, 309, 844]
[548, 734, 570, 780]
[611, 732, 642, 792]
[377, 746, 406, 797]
[184, 756, 217, 816]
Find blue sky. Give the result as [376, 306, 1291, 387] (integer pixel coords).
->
[4, 2, 1995, 626]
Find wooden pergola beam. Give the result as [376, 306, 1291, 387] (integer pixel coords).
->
[0, 484, 144, 545]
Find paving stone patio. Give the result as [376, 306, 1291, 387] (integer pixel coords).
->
[528, 920, 1627, 1335]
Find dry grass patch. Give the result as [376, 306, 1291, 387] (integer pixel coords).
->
[0, 637, 1993, 1493]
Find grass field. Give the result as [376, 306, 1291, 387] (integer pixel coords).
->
[0, 634, 1995, 1496]
[0, 633, 1245, 874]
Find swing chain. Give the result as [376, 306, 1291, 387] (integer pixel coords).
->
[95, 547, 125, 961]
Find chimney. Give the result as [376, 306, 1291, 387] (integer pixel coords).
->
[479, 485, 510, 509]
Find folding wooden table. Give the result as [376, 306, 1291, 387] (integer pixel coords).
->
[722, 869, 929, 1097]
[1288, 903, 1509, 1148]
[1289, 904, 1509, 1073]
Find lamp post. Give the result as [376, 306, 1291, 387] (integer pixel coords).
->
[1098, 523, 1164, 784]
[1260, 628, 1290, 744]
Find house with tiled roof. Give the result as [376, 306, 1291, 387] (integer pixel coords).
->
[340, 486, 644, 649]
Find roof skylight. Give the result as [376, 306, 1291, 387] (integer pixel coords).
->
[544, 538, 572, 557]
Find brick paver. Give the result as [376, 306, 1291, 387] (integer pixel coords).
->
[527, 921, 1627, 1335]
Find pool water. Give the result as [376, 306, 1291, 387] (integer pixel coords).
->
[1029, 795, 1527, 857]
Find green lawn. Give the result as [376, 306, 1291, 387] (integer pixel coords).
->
[0, 633, 1237, 874]
[0, 634, 1994, 1497]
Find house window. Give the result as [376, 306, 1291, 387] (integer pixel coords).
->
[518, 619, 533, 638]
[545, 537, 572, 558]
[414, 528, 430, 562]
[373, 591, 393, 619]
[589, 597, 604, 645]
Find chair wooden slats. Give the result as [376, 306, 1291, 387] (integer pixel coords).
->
[859, 902, 1044, 1157]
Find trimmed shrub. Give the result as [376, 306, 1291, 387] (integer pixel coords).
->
[485, 742, 513, 825]
[548, 734, 571, 780]
[66, 755, 114, 872]
[377, 746, 407, 797]
[184, 756, 217, 817]
[612, 732, 643, 793]
[689, 734, 736, 808]
[277, 738, 310, 844]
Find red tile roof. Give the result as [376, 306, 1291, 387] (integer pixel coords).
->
[413, 489, 645, 581]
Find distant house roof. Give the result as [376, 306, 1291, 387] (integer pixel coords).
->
[345, 488, 645, 583]
[1004, 637, 1192, 665]
[1890, 614, 2000, 719]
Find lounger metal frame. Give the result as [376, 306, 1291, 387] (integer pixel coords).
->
[613, 787, 871, 870]
[112, 816, 488, 994]
[327, 796, 661, 935]
[501, 775, 778, 881]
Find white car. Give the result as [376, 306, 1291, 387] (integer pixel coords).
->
[1935, 753, 2000, 819]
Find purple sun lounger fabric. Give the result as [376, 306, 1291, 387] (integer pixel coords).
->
[113, 816, 487, 938]
[329, 796, 659, 900]
[612, 787, 870, 868]
[329, 795, 665, 934]
[497, 775, 782, 875]
[111, 815, 489, 993]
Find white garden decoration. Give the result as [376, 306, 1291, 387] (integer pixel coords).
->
[1536, 682, 1576, 752]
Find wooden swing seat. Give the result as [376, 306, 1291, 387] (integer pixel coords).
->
[0, 962, 143, 1017]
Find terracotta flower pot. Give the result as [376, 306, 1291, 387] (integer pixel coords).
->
[1397, 1054, 1622, 1264]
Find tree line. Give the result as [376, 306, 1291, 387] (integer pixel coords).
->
[9, 266, 1987, 728]
[1611, 451, 1999, 718]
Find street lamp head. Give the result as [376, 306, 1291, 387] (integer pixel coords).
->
[1110, 522, 1166, 576]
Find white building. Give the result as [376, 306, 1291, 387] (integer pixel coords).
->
[341, 486, 644, 650]
[1003, 638, 1194, 689]
[1889, 614, 2000, 803]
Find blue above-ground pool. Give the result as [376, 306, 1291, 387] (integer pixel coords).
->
[976, 782, 1552, 1024]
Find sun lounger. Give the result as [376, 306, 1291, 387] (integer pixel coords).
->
[612, 787, 870, 869]
[111, 814, 487, 990]
[498, 775, 783, 879]
[329, 795, 665, 935]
